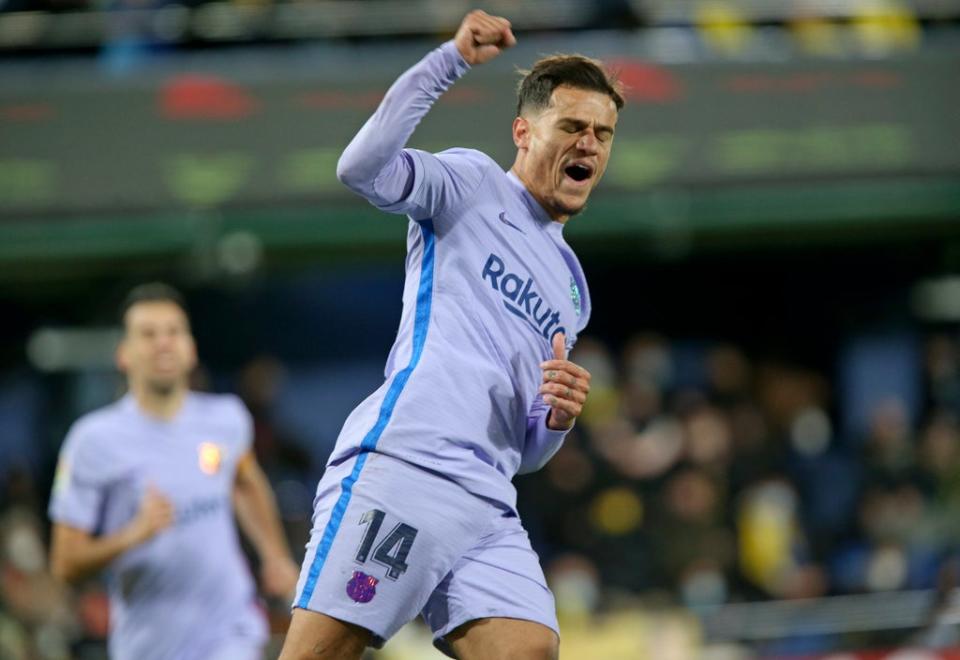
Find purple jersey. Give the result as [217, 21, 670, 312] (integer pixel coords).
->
[49, 393, 267, 660]
[329, 41, 591, 510]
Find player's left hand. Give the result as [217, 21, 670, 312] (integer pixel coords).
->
[454, 10, 516, 66]
[540, 332, 591, 431]
[260, 555, 300, 600]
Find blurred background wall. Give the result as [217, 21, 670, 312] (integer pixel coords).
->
[2, 0, 960, 658]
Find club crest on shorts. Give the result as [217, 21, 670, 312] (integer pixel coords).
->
[197, 442, 224, 475]
[346, 570, 379, 603]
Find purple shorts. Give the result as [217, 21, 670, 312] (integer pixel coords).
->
[293, 451, 558, 652]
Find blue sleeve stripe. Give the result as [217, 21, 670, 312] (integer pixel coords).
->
[296, 220, 436, 609]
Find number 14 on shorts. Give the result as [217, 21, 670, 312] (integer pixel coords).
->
[355, 509, 419, 580]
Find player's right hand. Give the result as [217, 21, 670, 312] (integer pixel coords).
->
[454, 10, 516, 65]
[540, 332, 591, 430]
[129, 485, 175, 545]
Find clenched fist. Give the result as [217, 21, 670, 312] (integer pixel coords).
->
[454, 10, 516, 65]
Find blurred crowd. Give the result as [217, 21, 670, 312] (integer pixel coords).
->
[518, 331, 960, 651]
[2, 330, 960, 658]
[3, 0, 638, 17]
[0, 0, 940, 60]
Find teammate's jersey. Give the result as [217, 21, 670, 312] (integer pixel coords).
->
[328, 41, 592, 510]
[49, 393, 267, 660]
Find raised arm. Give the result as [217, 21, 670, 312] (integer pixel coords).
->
[336, 10, 515, 210]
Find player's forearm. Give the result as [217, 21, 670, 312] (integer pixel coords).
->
[233, 468, 291, 561]
[517, 402, 571, 475]
[336, 40, 470, 204]
[50, 524, 141, 583]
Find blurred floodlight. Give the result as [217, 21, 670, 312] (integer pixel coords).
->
[852, 0, 921, 55]
[911, 276, 960, 321]
[193, 3, 248, 41]
[550, 562, 601, 618]
[645, 27, 701, 63]
[27, 327, 122, 372]
[865, 545, 907, 591]
[0, 11, 45, 48]
[646, 0, 949, 23]
[590, 486, 644, 534]
[152, 6, 190, 43]
[2, 0, 952, 50]
[217, 230, 263, 275]
[695, 1, 754, 55]
[790, 406, 832, 456]
[789, 15, 846, 56]
[681, 567, 728, 608]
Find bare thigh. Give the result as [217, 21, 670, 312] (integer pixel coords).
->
[278, 608, 372, 660]
[447, 617, 559, 660]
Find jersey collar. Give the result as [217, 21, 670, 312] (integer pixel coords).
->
[505, 169, 566, 238]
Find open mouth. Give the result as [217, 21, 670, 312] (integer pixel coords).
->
[564, 163, 593, 183]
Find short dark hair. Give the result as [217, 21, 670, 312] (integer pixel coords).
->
[119, 282, 189, 328]
[517, 54, 625, 117]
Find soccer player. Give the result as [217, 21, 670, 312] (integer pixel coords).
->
[48, 283, 300, 660]
[281, 10, 622, 660]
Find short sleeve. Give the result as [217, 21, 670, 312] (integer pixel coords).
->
[48, 422, 106, 532]
[224, 394, 254, 455]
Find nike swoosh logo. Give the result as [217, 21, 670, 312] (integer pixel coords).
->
[499, 211, 525, 234]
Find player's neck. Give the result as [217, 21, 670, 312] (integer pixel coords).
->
[509, 163, 570, 225]
[130, 383, 188, 421]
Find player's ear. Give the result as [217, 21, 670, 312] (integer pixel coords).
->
[512, 116, 530, 149]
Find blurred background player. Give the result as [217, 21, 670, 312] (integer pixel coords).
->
[281, 10, 621, 660]
[47, 283, 300, 660]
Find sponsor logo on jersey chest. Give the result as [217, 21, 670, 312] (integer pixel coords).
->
[482, 253, 566, 341]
